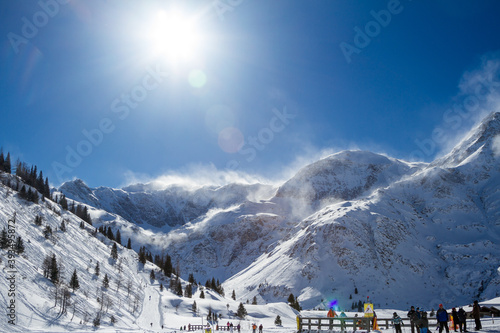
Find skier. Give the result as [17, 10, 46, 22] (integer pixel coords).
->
[417, 309, 429, 333]
[457, 307, 468, 332]
[259, 323, 263, 333]
[392, 312, 403, 333]
[436, 304, 449, 333]
[451, 308, 459, 332]
[472, 300, 482, 330]
[407, 306, 419, 333]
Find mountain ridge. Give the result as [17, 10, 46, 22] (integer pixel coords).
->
[57, 111, 500, 310]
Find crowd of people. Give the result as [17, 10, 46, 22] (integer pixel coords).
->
[400, 300, 483, 333]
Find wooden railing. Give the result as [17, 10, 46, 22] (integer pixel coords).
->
[297, 316, 440, 332]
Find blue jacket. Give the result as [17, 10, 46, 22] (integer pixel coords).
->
[436, 308, 448, 322]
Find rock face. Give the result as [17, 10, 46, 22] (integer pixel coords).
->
[60, 112, 500, 310]
[59, 180, 276, 229]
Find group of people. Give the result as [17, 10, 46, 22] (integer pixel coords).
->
[398, 301, 483, 333]
[250, 323, 263, 333]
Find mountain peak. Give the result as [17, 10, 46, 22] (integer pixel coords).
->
[274, 150, 418, 204]
[434, 111, 500, 168]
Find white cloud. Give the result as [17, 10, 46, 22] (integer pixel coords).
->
[120, 163, 277, 190]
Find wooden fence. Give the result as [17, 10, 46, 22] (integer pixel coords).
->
[297, 316, 439, 332]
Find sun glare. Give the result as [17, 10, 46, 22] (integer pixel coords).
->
[149, 10, 201, 62]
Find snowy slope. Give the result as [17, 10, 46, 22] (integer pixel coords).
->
[0, 173, 300, 332]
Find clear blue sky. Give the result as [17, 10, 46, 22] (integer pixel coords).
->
[2, 0, 500, 188]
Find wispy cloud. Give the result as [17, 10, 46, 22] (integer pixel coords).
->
[121, 163, 278, 190]
[435, 54, 500, 158]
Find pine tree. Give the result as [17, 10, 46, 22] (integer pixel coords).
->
[34, 215, 43, 226]
[232, 289, 236, 300]
[106, 227, 114, 241]
[69, 269, 80, 291]
[59, 194, 68, 210]
[103, 274, 110, 288]
[192, 301, 197, 313]
[236, 302, 247, 318]
[252, 296, 257, 305]
[160, 283, 164, 292]
[200, 289, 205, 299]
[42, 255, 52, 278]
[44, 178, 50, 198]
[115, 229, 121, 245]
[150, 269, 156, 280]
[19, 185, 27, 200]
[184, 283, 193, 298]
[94, 262, 100, 276]
[126, 238, 132, 249]
[43, 225, 53, 239]
[111, 242, 118, 260]
[175, 280, 183, 296]
[163, 254, 172, 277]
[49, 254, 59, 284]
[60, 220, 66, 232]
[0, 150, 4, 172]
[15, 236, 25, 254]
[4, 152, 11, 173]
[287, 294, 301, 311]
[274, 315, 282, 326]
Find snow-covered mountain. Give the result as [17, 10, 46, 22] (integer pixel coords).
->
[56, 111, 500, 312]
[59, 179, 275, 230]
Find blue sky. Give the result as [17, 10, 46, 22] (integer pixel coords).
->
[2, 0, 500, 188]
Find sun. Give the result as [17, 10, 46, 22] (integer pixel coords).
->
[148, 10, 202, 63]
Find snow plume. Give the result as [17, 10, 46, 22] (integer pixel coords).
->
[428, 54, 500, 160]
[492, 134, 500, 158]
[121, 163, 276, 190]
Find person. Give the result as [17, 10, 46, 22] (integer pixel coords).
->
[472, 300, 482, 330]
[408, 306, 419, 333]
[252, 323, 257, 333]
[451, 308, 459, 332]
[436, 304, 449, 333]
[457, 307, 468, 332]
[393, 312, 403, 333]
[237, 323, 240, 333]
[230, 322, 234, 333]
[259, 323, 263, 333]
[327, 308, 337, 317]
[417, 309, 429, 333]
